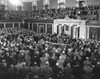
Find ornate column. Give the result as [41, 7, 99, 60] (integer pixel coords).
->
[19, 23, 20, 28]
[13, 23, 14, 28]
[28, 23, 30, 30]
[4, 23, 6, 28]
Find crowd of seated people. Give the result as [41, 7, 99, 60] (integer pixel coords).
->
[0, 27, 100, 79]
[0, 5, 100, 20]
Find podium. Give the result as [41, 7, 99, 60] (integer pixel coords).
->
[53, 19, 86, 39]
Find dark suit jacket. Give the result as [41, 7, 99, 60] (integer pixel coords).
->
[30, 66, 42, 79]
[7, 68, 17, 79]
[18, 66, 29, 78]
[0, 63, 7, 79]
[42, 66, 53, 79]
[63, 67, 73, 79]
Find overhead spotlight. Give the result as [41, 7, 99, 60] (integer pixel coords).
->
[9, 0, 20, 5]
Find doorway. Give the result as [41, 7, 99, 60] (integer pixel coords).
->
[89, 27, 100, 41]
[38, 24, 45, 33]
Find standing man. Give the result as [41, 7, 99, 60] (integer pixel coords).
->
[42, 61, 53, 79]
[30, 62, 42, 79]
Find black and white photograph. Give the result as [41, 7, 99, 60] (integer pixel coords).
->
[0, 0, 100, 79]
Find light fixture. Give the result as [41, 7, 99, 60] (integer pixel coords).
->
[9, 0, 20, 5]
